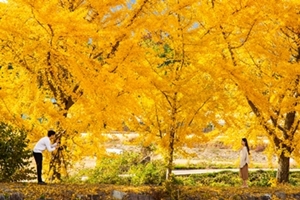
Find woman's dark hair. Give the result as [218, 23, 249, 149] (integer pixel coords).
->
[48, 130, 56, 137]
[242, 138, 250, 155]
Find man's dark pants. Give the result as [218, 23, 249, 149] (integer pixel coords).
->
[33, 151, 43, 182]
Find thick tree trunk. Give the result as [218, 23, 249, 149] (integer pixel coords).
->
[277, 152, 290, 183]
[247, 98, 294, 184]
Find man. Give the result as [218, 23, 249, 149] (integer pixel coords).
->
[33, 130, 59, 185]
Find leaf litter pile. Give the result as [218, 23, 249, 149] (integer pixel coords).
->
[1, 183, 300, 200]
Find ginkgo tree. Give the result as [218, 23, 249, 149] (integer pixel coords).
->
[123, 40, 222, 179]
[115, 2, 247, 179]
[0, 0, 172, 181]
[0, 0, 137, 181]
[210, 0, 300, 183]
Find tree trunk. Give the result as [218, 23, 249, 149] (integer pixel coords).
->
[247, 98, 294, 184]
[166, 130, 175, 180]
[165, 92, 178, 180]
[276, 152, 290, 183]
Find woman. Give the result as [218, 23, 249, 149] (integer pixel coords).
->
[240, 138, 250, 187]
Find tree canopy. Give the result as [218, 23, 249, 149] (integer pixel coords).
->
[0, 0, 300, 183]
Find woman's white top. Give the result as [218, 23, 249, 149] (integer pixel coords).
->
[33, 136, 57, 153]
[240, 146, 249, 168]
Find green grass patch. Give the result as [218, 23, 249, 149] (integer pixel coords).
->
[175, 170, 300, 187]
[174, 162, 235, 170]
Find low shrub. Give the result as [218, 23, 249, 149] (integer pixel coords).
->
[128, 160, 165, 186]
[0, 123, 35, 182]
[64, 152, 165, 186]
[249, 169, 277, 187]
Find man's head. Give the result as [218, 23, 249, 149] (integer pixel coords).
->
[47, 130, 56, 138]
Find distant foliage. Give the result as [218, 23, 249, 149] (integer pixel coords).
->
[0, 122, 34, 182]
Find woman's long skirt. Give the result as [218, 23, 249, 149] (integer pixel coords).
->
[240, 164, 248, 180]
